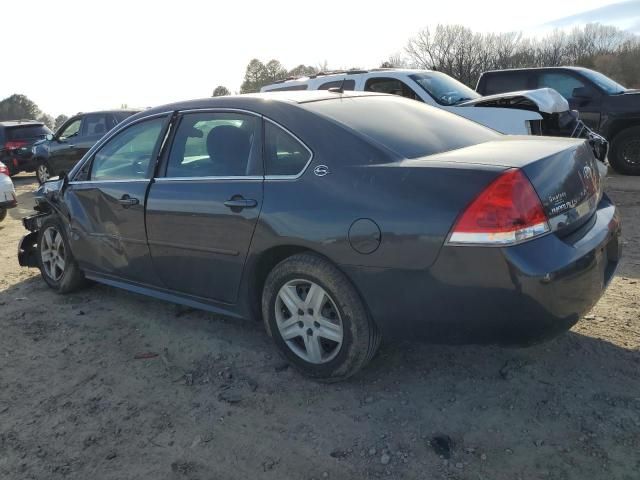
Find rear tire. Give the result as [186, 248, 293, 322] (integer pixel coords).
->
[0, 208, 6, 222]
[36, 161, 53, 184]
[37, 217, 87, 293]
[262, 252, 380, 381]
[609, 126, 640, 175]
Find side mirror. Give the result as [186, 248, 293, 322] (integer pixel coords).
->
[46, 133, 54, 141]
[572, 86, 594, 99]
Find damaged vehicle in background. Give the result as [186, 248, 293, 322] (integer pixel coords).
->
[0, 161, 17, 222]
[261, 68, 608, 163]
[18, 91, 620, 380]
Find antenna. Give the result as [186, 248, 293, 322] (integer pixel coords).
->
[328, 76, 347, 94]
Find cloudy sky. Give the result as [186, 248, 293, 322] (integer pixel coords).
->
[1, 0, 638, 117]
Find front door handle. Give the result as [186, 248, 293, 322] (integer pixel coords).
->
[224, 197, 257, 210]
[118, 195, 139, 207]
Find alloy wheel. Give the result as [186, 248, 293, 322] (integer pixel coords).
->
[37, 164, 50, 183]
[40, 226, 66, 281]
[275, 279, 343, 364]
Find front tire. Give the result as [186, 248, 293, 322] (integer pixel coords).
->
[262, 253, 380, 381]
[37, 217, 87, 293]
[36, 161, 53, 184]
[609, 126, 640, 175]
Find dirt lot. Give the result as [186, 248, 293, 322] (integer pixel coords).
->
[1, 173, 638, 480]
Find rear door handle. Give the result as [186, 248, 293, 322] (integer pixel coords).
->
[118, 195, 139, 207]
[224, 197, 257, 209]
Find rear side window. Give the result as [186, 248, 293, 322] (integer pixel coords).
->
[83, 114, 109, 136]
[318, 80, 355, 90]
[481, 72, 532, 95]
[166, 112, 260, 177]
[7, 125, 51, 140]
[265, 122, 311, 176]
[267, 84, 308, 92]
[303, 95, 500, 159]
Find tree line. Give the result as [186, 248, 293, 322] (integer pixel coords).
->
[3, 22, 638, 126]
[0, 94, 68, 131]
[223, 22, 639, 95]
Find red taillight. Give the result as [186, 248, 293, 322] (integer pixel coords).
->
[448, 168, 549, 245]
[4, 140, 27, 150]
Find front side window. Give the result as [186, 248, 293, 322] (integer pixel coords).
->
[166, 112, 260, 177]
[265, 122, 311, 176]
[538, 73, 586, 99]
[577, 68, 625, 94]
[364, 77, 422, 102]
[90, 117, 165, 181]
[410, 72, 481, 105]
[58, 118, 82, 141]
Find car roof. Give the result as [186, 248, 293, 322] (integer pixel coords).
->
[482, 66, 586, 74]
[139, 91, 388, 117]
[72, 109, 140, 117]
[0, 120, 44, 128]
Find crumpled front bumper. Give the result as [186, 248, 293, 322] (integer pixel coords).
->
[17, 213, 49, 267]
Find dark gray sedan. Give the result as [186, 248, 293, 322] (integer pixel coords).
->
[19, 91, 621, 380]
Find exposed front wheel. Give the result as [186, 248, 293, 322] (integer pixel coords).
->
[37, 217, 87, 293]
[36, 161, 53, 184]
[262, 253, 380, 381]
[609, 126, 640, 175]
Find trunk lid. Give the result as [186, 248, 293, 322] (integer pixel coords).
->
[410, 136, 602, 233]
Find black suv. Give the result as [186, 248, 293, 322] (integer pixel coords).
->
[0, 120, 52, 176]
[476, 67, 640, 175]
[32, 110, 139, 183]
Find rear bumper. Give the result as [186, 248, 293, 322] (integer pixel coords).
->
[344, 195, 621, 344]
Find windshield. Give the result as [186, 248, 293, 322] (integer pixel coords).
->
[579, 68, 626, 94]
[409, 72, 481, 106]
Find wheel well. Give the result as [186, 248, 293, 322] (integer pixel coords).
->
[608, 120, 640, 143]
[249, 245, 311, 320]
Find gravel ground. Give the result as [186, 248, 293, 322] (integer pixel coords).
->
[1, 173, 638, 480]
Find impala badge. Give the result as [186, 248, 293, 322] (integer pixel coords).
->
[314, 165, 330, 177]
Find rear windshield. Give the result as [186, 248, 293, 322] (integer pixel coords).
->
[302, 95, 500, 159]
[7, 124, 51, 140]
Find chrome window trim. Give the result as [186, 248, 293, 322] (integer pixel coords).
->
[69, 179, 150, 185]
[178, 107, 262, 117]
[69, 110, 174, 181]
[263, 116, 314, 180]
[155, 176, 263, 182]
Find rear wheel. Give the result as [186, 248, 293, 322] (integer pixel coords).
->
[262, 253, 380, 381]
[36, 161, 53, 184]
[37, 217, 87, 293]
[0, 208, 6, 222]
[609, 126, 640, 175]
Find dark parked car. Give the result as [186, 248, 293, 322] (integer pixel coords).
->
[0, 120, 52, 176]
[18, 91, 620, 380]
[477, 67, 640, 175]
[32, 110, 139, 183]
